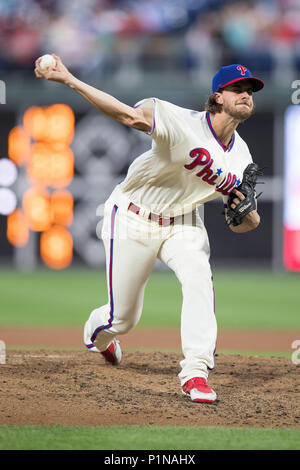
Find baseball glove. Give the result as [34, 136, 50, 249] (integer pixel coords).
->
[226, 163, 263, 227]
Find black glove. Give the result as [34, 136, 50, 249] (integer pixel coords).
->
[226, 163, 263, 227]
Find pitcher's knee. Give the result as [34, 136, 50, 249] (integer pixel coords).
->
[180, 263, 211, 286]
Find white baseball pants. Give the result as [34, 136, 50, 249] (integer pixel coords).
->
[84, 186, 217, 386]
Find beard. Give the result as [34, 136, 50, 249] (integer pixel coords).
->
[223, 102, 254, 121]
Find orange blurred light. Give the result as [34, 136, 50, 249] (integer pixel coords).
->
[50, 146, 74, 188]
[51, 189, 73, 226]
[46, 104, 75, 144]
[27, 144, 74, 188]
[22, 187, 52, 232]
[40, 225, 73, 270]
[7, 209, 29, 247]
[8, 126, 31, 166]
[27, 142, 51, 186]
[23, 106, 48, 141]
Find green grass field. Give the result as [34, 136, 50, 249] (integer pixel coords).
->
[0, 267, 299, 330]
[0, 425, 299, 450]
[0, 268, 299, 450]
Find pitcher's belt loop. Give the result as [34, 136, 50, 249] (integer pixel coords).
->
[128, 202, 175, 226]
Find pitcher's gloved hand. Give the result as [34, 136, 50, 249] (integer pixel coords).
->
[226, 163, 263, 227]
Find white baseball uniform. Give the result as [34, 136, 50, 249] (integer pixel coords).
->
[84, 98, 253, 385]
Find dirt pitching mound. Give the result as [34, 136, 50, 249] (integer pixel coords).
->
[1, 350, 299, 428]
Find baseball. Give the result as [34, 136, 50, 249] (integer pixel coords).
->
[39, 54, 56, 70]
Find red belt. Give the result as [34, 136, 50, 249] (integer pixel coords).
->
[128, 202, 175, 226]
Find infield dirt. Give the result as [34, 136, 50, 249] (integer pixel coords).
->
[1, 349, 299, 428]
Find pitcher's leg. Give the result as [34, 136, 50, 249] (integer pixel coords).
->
[178, 267, 217, 384]
[84, 205, 157, 352]
[158, 222, 217, 386]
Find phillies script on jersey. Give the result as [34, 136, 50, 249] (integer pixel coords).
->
[184, 147, 239, 196]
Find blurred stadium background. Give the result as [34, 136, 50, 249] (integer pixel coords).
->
[0, 0, 300, 273]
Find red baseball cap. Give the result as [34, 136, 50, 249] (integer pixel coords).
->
[212, 64, 264, 93]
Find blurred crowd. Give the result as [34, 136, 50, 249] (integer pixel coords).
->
[0, 0, 300, 86]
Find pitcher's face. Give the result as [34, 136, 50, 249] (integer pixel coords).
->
[217, 80, 254, 121]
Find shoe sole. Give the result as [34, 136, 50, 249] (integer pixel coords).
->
[182, 390, 216, 403]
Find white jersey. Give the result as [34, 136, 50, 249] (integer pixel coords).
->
[120, 98, 253, 217]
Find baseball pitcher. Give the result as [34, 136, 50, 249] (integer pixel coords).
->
[35, 56, 264, 403]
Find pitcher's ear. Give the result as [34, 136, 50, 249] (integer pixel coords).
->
[214, 92, 223, 105]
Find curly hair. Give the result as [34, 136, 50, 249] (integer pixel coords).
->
[204, 93, 223, 114]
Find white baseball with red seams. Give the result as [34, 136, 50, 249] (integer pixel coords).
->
[84, 97, 253, 387]
[39, 54, 56, 70]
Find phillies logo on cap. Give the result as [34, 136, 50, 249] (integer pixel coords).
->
[237, 65, 247, 76]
